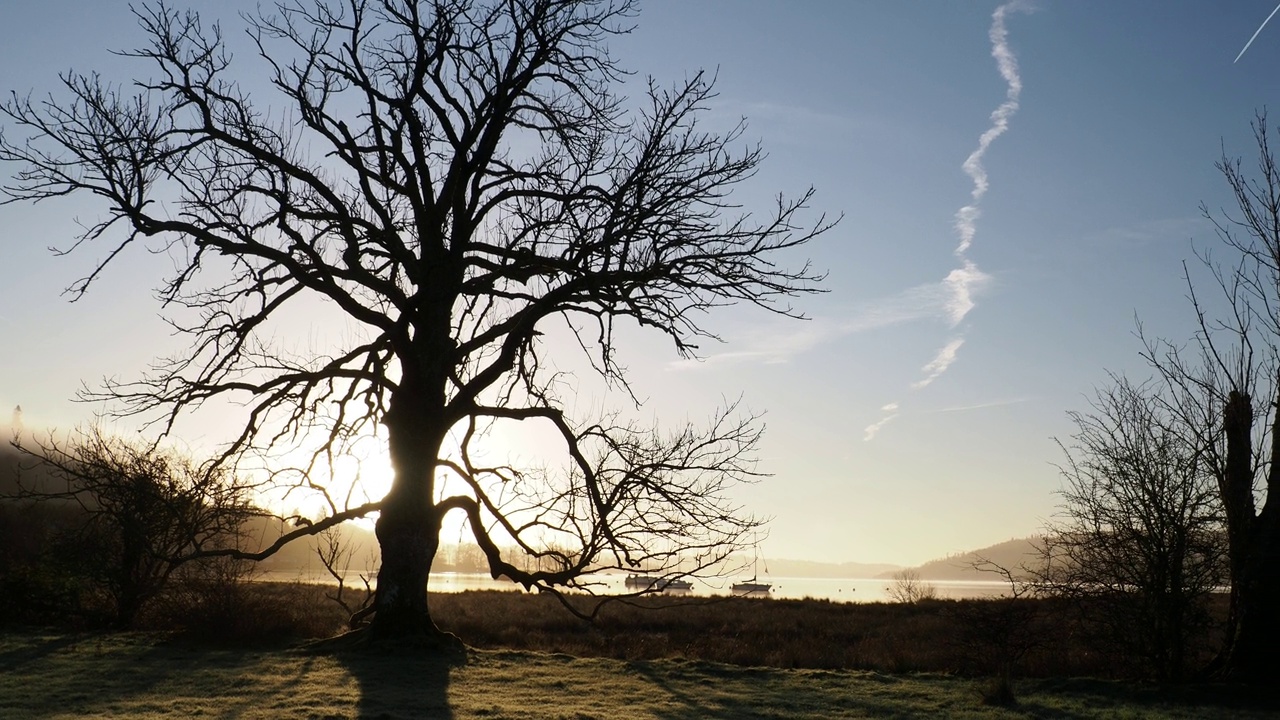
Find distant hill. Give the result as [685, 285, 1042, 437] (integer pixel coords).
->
[764, 558, 903, 579]
[885, 537, 1044, 581]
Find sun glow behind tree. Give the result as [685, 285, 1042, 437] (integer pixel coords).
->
[0, 0, 829, 644]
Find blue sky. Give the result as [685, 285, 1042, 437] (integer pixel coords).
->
[2, 1, 1279, 566]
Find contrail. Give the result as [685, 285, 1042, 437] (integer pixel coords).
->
[1236, 2, 1280, 63]
[955, 2, 1023, 254]
[865, 1, 1025, 441]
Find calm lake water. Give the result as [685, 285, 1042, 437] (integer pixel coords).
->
[259, 570, 1013, 604]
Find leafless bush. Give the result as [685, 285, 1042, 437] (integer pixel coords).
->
[887, 569, 938, 604]
[949, 560, 1044, 705]
[1041, 376, 1226, 681]
[5, 427, 263, 628]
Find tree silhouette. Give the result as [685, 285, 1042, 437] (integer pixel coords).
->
[6, 427, 259, 628]
[1142, 111, 1280, 682]
[0, 0, 830, 644]
[1039, 375, 1224, 681]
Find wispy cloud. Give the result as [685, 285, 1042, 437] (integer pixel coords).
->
[1077, 216, 1203, 248]
[863, 413, 898, 442]
[713, 99, 907, 150]
[864, 397, 1031, 441]
[911, 338, 965, 390]
[668, 275, 991, 370]
[943, 261, 991, 326]
[865, 1, 1026, 441]
[928, 396, 1033, 414]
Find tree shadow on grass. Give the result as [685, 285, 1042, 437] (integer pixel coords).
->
[0, 633, 315, 717]
[332, 645, 459, 720]
[0, 632, 81, 668]
[631, 661, 959, 719]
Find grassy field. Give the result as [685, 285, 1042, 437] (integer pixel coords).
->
[2, 630, 1277, 719]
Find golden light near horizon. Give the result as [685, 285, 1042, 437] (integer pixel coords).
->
[257, 422, 536, 544]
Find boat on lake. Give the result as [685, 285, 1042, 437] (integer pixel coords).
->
[624, 574, 656, 589]
[731, 580, 772, 594]
[625, 574, 693, 591]
[733, 542, 772, 594]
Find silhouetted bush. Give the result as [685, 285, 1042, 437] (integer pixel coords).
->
[886, 569, 938, 604]
[1043, 376, 1226, 682]
[5, 429, 263, 628]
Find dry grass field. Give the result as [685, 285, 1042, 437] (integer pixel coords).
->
[2, 585, 1278, 718]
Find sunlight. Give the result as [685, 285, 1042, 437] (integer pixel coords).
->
[252, 433, 395, 528]
[252, 426, 489, 542]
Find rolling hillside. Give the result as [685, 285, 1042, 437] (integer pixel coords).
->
[891, 537, 1043, 581]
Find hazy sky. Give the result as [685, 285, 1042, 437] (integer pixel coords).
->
[2, 1, 1279, 566]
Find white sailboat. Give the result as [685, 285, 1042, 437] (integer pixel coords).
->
[732, 545, 772, 594]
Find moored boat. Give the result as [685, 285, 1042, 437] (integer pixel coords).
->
[625, 574, 693, 591]
[624, 573, 658, 589]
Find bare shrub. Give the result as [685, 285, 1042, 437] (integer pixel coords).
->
[148, 562, 348, 643]
[949, 561, 1043, 706]
[1041, 376, 1226, 681]
[5, 428, 262, 628]
[315, 526, 376, 629]
[887, 569, 938, 604]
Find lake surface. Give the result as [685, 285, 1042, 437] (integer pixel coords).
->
[259, 570, 1013, 604]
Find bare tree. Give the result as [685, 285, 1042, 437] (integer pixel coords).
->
[0, 0, 830, 645]
[6, 427, 259, 628]
[1140, 112, 1280, 682]
[886, 568, 937, 604]
[1038, 376, 1225, 681]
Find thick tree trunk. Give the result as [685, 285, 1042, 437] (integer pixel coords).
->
[1215, 390, 1280, 681]
[369, 492, 441, 638]
[114, 589, 144, 630]
[365, 375, 459, 649]
[1219, 509, 1280, 682]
